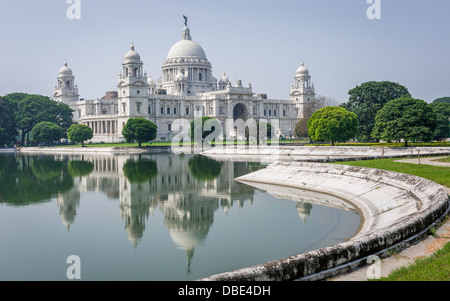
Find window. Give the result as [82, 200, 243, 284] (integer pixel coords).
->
[168, 124, 172, 132]
[102, 108, 107, 115]
[136, 104, 141, 113]
[167, 107, 171, 115]
[122, 103, 126, 113]
[174, 107, 177, 115]
[264, 110, 266, 116]
[161, 107, 164, 115]
[199, 73, 202, 81]
[186, 107, 190, 115]
[283, 110, 286, 117]
[148, 107, 152, 114]
[274, 110, 277, 117]
[269, 110, 272, 117]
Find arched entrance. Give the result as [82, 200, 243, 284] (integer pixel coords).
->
[233, 103, 249, 121]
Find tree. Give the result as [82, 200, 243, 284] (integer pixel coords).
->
[433, 97, 450, 104]
[341, 81, 410, 141]
[190, 117, 220, 140]
[294, 118, 309, 140]
[5, 93, 74, 145]
[429, 102, 450, 141]
[0, 97, 18, 147]
[303, 95, 340, 120]
[31, 122, 63, 146]
[67, 124, 93, 147]
[308, 107, 359, 146]
[122, 118, 157, 147]
[372, 97, 437, 147]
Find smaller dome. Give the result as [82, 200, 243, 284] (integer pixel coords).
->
[219, 73, 229, 83]
[148, 75, 156, 86]
[296, 61, 309, 75]
[124, 43, 141, 64]
[59, 60, 73, 77]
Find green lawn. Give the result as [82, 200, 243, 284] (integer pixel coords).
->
[333, 157, 450, 187]
[333, 157, 450, 281]
[373, 241, 450, 281]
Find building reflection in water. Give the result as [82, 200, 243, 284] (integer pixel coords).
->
[0, 153, 317, 273]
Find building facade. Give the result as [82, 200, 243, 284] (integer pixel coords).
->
[54, 22, 316, 143]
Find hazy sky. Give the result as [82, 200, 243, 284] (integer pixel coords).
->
[0, 0, 449, 103]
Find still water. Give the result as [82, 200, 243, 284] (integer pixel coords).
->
[0, 153, 360, 281]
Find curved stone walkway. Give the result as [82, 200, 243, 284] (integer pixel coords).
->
[331, 156, 450, 281]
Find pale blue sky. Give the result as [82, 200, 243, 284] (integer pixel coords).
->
[0, 0, 448, 103]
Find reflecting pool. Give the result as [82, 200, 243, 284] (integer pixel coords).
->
[0, 153, 360, 281]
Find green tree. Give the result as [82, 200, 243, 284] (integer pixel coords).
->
[294, 118, 309, 141]
[5, 93, 74, 145]
[433, 97, 450, 104]
[0, 97, 18, 147]
[190, 117, 220, 140]
[122, 118, 157, 147]
[372, 97, 437, 147]
[67, 124, 93, 147]
[308, 107, 359, 146]
[30, 122, 63, 146]
[429, 102, 450, 141]
[341, 81, 410, 141]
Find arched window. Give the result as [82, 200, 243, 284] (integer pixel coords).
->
[133, 67, 138, 77]
[66, 81, 71, 89]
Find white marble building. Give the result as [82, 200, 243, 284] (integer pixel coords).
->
[54, 22, 316, 143]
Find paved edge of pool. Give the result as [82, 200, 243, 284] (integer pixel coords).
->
[199, 161, 450, 281]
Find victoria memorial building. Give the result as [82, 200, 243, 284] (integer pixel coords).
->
[53, 21, 316, 143]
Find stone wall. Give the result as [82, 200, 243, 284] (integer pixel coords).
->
[200, 161, 450, 281]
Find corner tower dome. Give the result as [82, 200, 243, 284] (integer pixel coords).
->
[124, 43, 141, 64]
[59, 60, 74, 78]
[296, 61, 309, 76]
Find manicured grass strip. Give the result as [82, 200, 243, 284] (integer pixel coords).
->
[372, 242, 450, 281]
[332, 158, 450, 187]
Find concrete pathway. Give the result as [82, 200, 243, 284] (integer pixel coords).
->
[330, 157, 450, 281]
[394, 156, 450, 168]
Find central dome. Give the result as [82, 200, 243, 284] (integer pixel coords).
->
[166, 26, 207, 60]
[167, 40, 207, 59]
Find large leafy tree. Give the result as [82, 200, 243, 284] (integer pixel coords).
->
[67, 124, 93, 147]
[308, 107, 359, 146]
[372, 97, 437, 147]
[433, 97, 450, 104]
[122, 118, 157, 147]
[31, 122, 64, 145]
[341, 81, 410, 141]
[429, 102, 450, 141]
[4, 93, 74, 145]
[0, 97, 18, 146]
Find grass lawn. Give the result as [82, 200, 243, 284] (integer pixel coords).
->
[333, 157, 450, 187]
[333, 157, 450, 281]
[373, 241, 450, 281]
